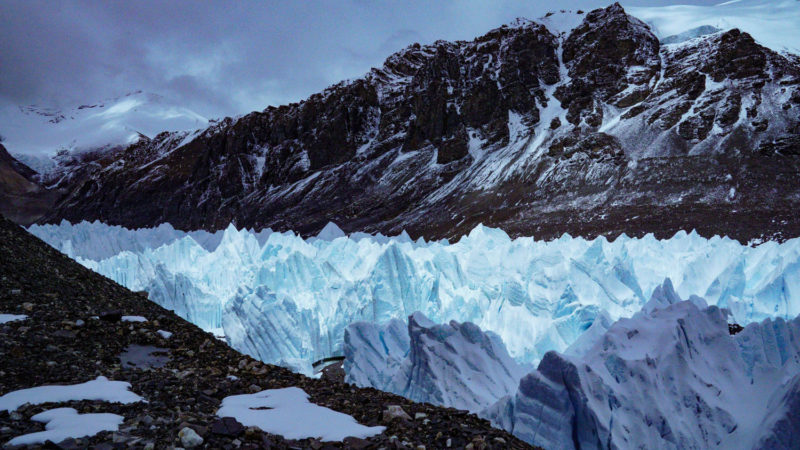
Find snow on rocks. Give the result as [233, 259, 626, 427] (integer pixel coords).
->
[0, 376, 144, 412]
[6, 407, 125, 446]
[121, 315, 147, 323]
[382, 405, 411, 422]
[216, 387, 385, 441]
[0, 314, 27, 324]
[179, 426, 204, 448]
[157, 329, 173, 339]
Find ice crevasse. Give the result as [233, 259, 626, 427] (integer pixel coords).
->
[28, 220, 800, 371]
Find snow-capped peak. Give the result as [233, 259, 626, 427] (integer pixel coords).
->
[536, 8, 587, 37]
[0, 90, 209, 165]
[630, 0, 800, 55]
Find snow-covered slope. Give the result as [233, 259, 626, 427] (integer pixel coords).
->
[630, 0, 800, 54]
[0, 91, 208, 164]
[29, 221, 800, 372]
[344, 312, 532, 413]
[484, 283, 800, 449]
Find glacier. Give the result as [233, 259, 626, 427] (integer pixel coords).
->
[28, 220, 800, 373]
[483, 281, 800, 449]
[344, 312, 532, 413]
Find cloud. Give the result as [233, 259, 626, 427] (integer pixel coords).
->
[0, 0, 727, 122]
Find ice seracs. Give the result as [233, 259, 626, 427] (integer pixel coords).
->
[29, 221, 800, 373]
[484, 280, 800, 449]
[344, 312, 531, 413]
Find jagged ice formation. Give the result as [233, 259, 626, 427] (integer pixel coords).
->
[29, 220, 800, 374]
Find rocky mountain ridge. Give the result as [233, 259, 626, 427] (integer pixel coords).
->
[0, 145, 59, 226]
[6, 3, 800, 241]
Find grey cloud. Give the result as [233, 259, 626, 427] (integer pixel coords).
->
[0, 0, 725, 121]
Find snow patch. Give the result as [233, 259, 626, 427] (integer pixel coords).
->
[7, 408, 125, 446]
[157, 330, 173, 339]
[0, 376, 143, 412]
[216, 387, 385, 441]
[0, 314, 27, 324]
[121, 315, 147, 323]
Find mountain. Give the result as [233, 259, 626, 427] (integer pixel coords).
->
[0, 90, 208, 160]
[484, 284, 800, 449]
[0, 144, 59, 225]
[27, 4, 800, 243]
[660, 25, 722, 45]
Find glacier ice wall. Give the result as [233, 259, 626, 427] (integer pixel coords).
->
[344, 312, 532, 413]
[28, 221, 800, 369]
[484, 281, 800, 449]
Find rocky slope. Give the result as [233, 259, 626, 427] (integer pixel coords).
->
[24, 3, 800, 242]
[0, 145, 58, 226]
[0, 214, 530, 449]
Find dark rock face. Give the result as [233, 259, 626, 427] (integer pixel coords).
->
[32, 4, 800, 243]
[557, 3, 661, 126]
[0, 144, 59, 225]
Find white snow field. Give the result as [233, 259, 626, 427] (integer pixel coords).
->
[29, 221, 800, 374]
[483, 281, 800, 449]
[0, 377, 144, 445]
[217, 387, 385, 441]
[0, 376, 144, 412]
[6, 408, 125, 446]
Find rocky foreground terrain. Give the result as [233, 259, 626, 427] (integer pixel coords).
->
[0, 215, 531, 449]
[1, 3, 794, 243]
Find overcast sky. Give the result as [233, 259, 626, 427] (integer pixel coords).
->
[0, 1, 741, 120]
